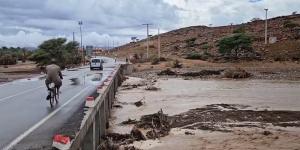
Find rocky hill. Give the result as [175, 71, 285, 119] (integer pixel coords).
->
[113, 14, 300, 61]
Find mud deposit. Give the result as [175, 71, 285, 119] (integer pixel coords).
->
[171, 104, 300, 132]
[106, 77, 300, 150]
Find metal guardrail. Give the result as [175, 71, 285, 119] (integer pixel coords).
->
[69, 64, 130, 150]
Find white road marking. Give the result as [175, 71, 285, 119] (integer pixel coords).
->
[0, 86, 44, 103]
[0, 71, 87, 104]
[2, 86, 90, 150]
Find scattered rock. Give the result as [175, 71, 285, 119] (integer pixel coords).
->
[263, 131, 273, 136]
[145, 85, 160, 91]
[184, 131, 195, 135]
[134, 100, 143, 107]
[113, 104, 123, 108]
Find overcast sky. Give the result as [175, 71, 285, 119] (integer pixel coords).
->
[0, 0, 299, 48]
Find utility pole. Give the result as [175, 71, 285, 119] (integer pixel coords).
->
[72, 32, 75, 43]
[78, 21, 84, 64]
[158, 28, 161, 58]
[264, 9, 268, 45]
[142, 23, 152, 59]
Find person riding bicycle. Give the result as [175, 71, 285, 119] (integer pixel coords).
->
[45, 58, 63, 100]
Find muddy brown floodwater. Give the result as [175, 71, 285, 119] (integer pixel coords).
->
[108, 77, 300, 150]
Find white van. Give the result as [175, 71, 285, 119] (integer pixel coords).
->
[90, 58, 103, 70]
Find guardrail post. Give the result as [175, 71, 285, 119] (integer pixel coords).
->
[99, 102, 106, 141]
[69, 65, 128, 150]
[82, 122, 95, 150]
[95, 111, 100, 149]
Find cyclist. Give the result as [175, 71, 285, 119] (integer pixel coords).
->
[45, 58, 63, 100]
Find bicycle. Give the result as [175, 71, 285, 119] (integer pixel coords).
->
[48, 83, 59, 108]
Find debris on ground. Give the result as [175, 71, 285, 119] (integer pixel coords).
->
[171, 104, 300, 132]
[136, 109, 171, 139]
[172, 60, 183, 68]
[145, 85, 160, 91]
[101, 109, 171, 149]
[157, 68, 177, 76]
[184, 131, 195, 135]
[263, 131, 273, 136]
[223, 68, 252, 79]
[120, 77, 147, 90]
[133, 97, 145, 107]
[113, 104, 123, 108]
[99, 127, 146, 149]
[121, 118, 138, 125]
[131, 126, 147, 141]
[134, 100, 143, 107]
[180, 70, 223, 77]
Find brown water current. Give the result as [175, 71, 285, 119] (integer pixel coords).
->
[109, 77, 300, 150]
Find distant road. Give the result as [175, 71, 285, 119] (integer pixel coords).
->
[0, 57, 119, 149]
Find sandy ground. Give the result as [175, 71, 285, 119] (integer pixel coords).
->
[0, 61, 40, 83]
[108, 77, 300, 150]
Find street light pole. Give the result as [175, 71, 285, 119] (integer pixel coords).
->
[72, 32, 75, 43]
[264, 9, 268, 45]
[78, 21, 84, 64]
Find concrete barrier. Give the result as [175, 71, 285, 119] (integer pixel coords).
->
[69, 64, 131, 150]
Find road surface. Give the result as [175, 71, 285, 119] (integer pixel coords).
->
[0, 57, 119, 150]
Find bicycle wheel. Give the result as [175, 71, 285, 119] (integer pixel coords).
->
[55, 87, 59, 103]
[50, 89, 55, 108]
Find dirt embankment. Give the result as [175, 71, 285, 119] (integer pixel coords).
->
[0, 62, 40, 83]
[131, 60, 300, 81]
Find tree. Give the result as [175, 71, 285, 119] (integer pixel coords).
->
[30, 38, 81, 67]
[218, 33, 252, 58]
[283, 20, 300, 29]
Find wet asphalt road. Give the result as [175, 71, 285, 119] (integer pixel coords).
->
[0, 57, 119, 149]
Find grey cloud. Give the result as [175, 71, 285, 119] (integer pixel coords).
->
[1, 0, 299, 47]
[0, 0, 179, 47]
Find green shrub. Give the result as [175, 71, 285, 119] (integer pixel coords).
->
[159, 57, 167, 61]
[218, 33, 252, 57]
[172, 59, 182, 68]
[151, 57, 160, 65]
[283, 20, 300, 29]
[0, 54, 17, 65]
[185, 38, 197, 47]
[186, 53, 202, 60]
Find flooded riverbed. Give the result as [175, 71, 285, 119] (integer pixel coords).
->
[109, 77, 300, 150]
[112, 78, 300, 122]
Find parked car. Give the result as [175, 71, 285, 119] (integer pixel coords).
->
[90, 58, 103, 70]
